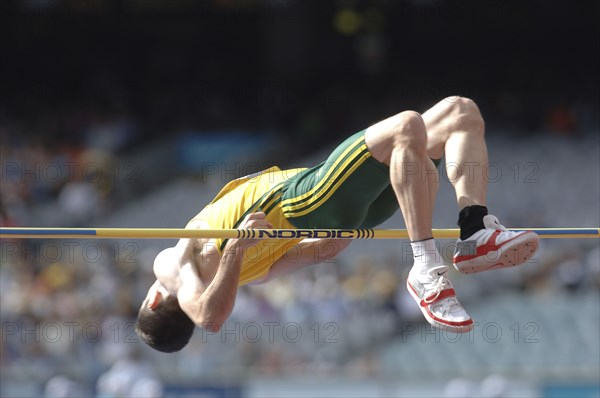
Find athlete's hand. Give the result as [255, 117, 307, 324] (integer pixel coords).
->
[230, 212, 273, 250]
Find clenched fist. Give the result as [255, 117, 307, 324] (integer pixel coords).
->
[229, 212, 273, 250]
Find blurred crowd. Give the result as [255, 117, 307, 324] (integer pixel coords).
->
[1, 222, 598, 396]
[0, 111, 138, 227]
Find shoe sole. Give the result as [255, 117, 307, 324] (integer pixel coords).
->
[454, 232, 539, 274]
[406, 280, 474, 334]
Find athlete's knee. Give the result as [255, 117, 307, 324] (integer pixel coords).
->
[443, 96, 485, 135]
[387, 111, 427, 150]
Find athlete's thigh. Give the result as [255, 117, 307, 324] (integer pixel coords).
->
[364, 112, 405, 165]
[363, 107, 446, 168]
[421, 96, 478, 159]
[281, 130, 393, 229]
[364, 110, 425, 165]
[360, 185, 399, 228]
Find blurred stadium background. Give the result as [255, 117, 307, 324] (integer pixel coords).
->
[1, 0, 598, 397]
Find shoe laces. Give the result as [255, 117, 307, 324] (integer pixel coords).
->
[483, 215, 507, 231]
[423, 267, 451, 304]
[424, 276, 450, 304]
[483, 214, 531, 241]
[423, 267, 463, 314]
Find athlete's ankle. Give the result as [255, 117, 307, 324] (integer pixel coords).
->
[458, 205, 488, 240]
[410, 238, 444, 273]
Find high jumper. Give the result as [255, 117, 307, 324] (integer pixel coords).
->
[1, 96, 548, 353]
[99, 96, 549, 353]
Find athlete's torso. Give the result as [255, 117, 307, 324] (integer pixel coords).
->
[187, 166, 306, 285]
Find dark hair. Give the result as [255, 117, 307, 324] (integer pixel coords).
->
[135, 296, 195, 353]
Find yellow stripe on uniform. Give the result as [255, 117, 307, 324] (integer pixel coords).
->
[283, 148, 372, 218]
[259, 185, 284, 213]
[281, 143, 369, 216]
[280, 135, 365, 209]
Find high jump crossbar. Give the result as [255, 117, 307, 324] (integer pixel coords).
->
[0, 227, 598, 240]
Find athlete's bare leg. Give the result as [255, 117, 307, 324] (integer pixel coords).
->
[422, 96, 487, 210]
[365, 111, 437, 241]
[365, 96, 487, 239]
[365, 106, 473, 332]
[422, 96, 538, 274]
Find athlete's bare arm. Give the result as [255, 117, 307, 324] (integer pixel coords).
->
[254, 238, 351, 283]
[175, 212, 272, 332]
[152, 211, 347, 330]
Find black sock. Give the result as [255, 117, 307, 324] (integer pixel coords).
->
[458, 205, 488, 240]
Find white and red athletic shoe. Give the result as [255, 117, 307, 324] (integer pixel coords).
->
[453, 215, 539, 274]
[407, 265, 473, 333]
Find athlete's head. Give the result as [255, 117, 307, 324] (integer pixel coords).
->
[135, 279, 195, 353]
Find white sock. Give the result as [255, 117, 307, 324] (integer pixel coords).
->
[410, 238, 444, 274]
